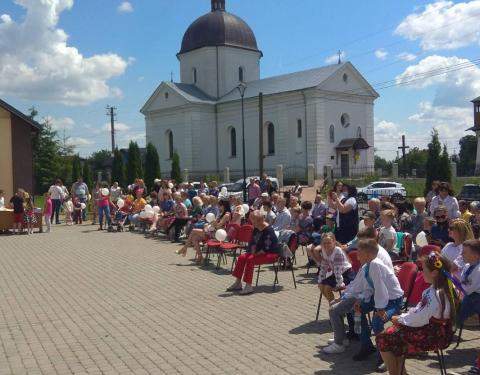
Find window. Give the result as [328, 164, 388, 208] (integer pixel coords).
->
[164, 92, 169, 100]
[343, 73, 348, 83]
[230, 127, 237, 157]
[297, 119, 302, 138]
[357, 126, 362, 138]
[267, 123, 275, 155]
[238, 67, 244, 82]
[193, 68, 197, 84]
[166, 130, 174, 159]
[329, 124, 335, 143]
[341, 113, 350, 128]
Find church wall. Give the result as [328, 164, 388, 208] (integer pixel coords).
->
[217, 47, 261, 98]
[179, 47, 219, 98]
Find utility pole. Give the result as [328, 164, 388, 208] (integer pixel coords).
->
[337, 50, 342, 64]
[106, 106, 117, 153]
[398, 135, 410, 179]
[259, 92, 264, 177]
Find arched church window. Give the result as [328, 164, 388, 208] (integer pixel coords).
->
[230, 127, 237, 157]
[329, 125, 335, 143]
[357, 126, 362, 138]
[267, 123, 275, 155]
[297, 119, 302, 138]
[193, 68, 197, 84]
[239, 67, 244, 82]
[166, 130, 174, 159]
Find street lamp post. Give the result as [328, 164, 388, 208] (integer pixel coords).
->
[237, 82, 247, 203]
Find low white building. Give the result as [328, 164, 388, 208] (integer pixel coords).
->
[141, 0, 379, 181]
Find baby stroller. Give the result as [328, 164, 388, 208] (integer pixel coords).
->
[110, 209, 128, 232]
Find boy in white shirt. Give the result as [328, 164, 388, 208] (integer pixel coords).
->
[353, 239, 404, 363]
[323, 229, 394, 355]
[378, 209, 397, 257]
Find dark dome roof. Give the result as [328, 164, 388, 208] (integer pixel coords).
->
[179, 9, 261, 56]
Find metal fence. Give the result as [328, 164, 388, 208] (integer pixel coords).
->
[332, 166, 375, 178]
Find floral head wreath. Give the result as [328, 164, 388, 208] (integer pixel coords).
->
[427, 251, 466, 296]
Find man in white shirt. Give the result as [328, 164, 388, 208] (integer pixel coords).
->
[48, 179, 65, 224]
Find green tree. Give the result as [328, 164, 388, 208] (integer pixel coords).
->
[32, 117, 61, 193]
[111, 148, 126, 187]
[395, 147, 429, 177]
[144, 143, 161, 190]
[71, 154, 82, 184]
[374, 155, 392, 175]
[425, 129, 448, 195]
[127, 141, 143, 183]
[171, 151, 181, 182]
[457, 135, 476, 176]
[89, 149, 112, 180]
[82, 161, 93, 191]
[439, 144, 452, 183]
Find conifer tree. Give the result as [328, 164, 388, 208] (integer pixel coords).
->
[144, 143, 161, 190]
[111, 148, 126, 187]
[127, 141, 143, 183]
[171, 151, 181, 183]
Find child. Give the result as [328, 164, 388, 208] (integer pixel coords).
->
[73, 197, 83, 224]
[378, 209, 397, 256]
[43, 192, 52, 233]
[318, 233, 355, 304]
[459, 200, 473, 222]
[459, 239, 480, 325]
[376, 253, 456, 375]
[0, 189, 5, 208]
[23, 193, 36, 234]
[262, 201, 276, 225]
[64, 196, 74, 225]
[9, 188, 25, 234]
[97, 188, 111, 231]
[307, 215, 337, 265]
[353, 239, 404, 363]
[343, 211, 376, 252]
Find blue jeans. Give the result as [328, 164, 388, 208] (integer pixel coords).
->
[459, 292, 480, 323]
[98, 205, 111, 226]
[360, 297, 403, 349]
[51, 199, 62, 224]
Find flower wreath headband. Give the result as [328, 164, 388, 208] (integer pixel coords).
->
[427, 252, 466, 296]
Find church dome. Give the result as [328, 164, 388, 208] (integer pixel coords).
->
[178, 0, 261, 56]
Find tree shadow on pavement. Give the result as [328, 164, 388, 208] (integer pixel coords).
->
[289, 320, 329, 335]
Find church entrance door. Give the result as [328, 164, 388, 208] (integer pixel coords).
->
[341, 154, 349, 177]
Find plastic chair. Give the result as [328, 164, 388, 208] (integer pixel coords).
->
[407, 272, 430, 307]
[217, 224, 253, 271]
[348, 251, 361, 273]
[416, 245, 441, 270]
[396, 262, 417, 310]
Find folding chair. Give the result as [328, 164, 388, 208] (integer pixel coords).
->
[396, 262, 417, 310]
[217, 224, 252, 271]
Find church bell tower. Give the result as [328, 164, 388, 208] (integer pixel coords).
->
[211, 0, 225, 11]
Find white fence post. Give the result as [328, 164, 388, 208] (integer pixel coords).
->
[276, 165, 284, 189]
[307, 164, 315, 187]
[223, 167, 230, 183]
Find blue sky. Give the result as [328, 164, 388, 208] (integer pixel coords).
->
[1, 0, 479, 159]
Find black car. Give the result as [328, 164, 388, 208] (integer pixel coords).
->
[457, 184, 480, 202]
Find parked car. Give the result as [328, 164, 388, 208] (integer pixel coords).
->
[356, 181, 407, 203]
[221, 176, 279, 201]
[457, 184, 480, 202]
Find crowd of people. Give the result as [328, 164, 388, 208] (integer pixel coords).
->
[1, 176, 479, 374]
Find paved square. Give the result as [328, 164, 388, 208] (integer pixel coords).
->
[0, 226, 477, 374]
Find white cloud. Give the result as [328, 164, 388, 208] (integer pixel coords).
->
[395, 55, 480, 106]
[66, 137, 95, 146]
[0, 0, 131, 105]
[395, 0, 480, 51]
[408, 101, 472, 126]
[397, 52, 417, 61]
[117, 1, 134, 13]
[46, 116, 75, 131]
[325, 51, 346, 65]
[374, 49, 388, 60]
[96, 122, 130, 134]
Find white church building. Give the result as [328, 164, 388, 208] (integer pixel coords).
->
[141, 0, 378, 181]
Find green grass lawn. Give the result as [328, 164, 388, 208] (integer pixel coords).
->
[34, 195, 45, 209]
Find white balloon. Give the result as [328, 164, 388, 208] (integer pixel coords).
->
[145, 210, 154, 219]
[416, 231, 428, 247]
[139, 211, 146, 219]
[117, 199, 125, 208]
[242, 204, 250, 214]
[101, 188, 109, 196]
[168, 182, 174, 189]
[221, 186, 228, 193]
[153, 206, 160, 213]
[144, 204, 152, 211]
[358, 219, 366, 231]
[206, 213, 215, 223]
[80, 203, 86, 209]
[215, 229, 227, 242]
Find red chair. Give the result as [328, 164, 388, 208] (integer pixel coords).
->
[396, 262, 417, 310]
[416, 245, 441, 270]
[217, 224, 253, 271]
[407, 272, 430, 307]
[402, 233, 413, 260]
[348, 251, 361, 273]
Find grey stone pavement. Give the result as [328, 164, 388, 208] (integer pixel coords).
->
[0, 225, 478, 375]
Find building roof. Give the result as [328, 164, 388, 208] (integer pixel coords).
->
[178, 0, 260, 56]
[472, 96, 480, 103]
[335, 137, 370, 150]
[0, 98, 42, 130]
[166, 82, 217, 104]
[218, 63, 349, 103]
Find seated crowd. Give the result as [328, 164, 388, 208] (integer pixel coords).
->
[4, 176, 479, 374]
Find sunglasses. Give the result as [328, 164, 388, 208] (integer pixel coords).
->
[435, 215, 446, 220]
